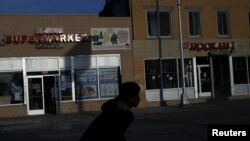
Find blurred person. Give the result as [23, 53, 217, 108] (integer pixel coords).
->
[79, 81, 141, 141]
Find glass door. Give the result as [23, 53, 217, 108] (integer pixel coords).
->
[197, 65, 212, 97]
[27, 76, 45, 115]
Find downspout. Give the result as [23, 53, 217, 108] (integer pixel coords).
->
[156, 0, 165, 106]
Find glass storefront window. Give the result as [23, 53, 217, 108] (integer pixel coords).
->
[75, 67, 120, 100]
[0, 72, 24, 105]
[145, 58, 194, 90]
[233, 57, 247, 84]
[99, 68, 119, 98]
[178, 58, 194, 87]
[145, 60, 160, 89]
[75, 69, 98, 100]
[162, 59, 178, 88]
[60, 70, 72, 101]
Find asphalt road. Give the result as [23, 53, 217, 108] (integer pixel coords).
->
[1, 99, 250, 141]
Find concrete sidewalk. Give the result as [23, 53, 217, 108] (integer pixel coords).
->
[1, 98, 250, 141]
[1, 98, 250, 128]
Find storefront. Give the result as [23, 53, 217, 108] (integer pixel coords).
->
[0, 15, 136, 117]
[0, 55, 121, 116]
[131, 0, 250, 106]
[1, 1, 250, 117]
[142, 40, 250, 104]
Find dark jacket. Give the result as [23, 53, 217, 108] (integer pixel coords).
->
[79, 98, 134, 141]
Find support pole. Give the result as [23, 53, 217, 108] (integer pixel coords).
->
[177, 0, 189, 107]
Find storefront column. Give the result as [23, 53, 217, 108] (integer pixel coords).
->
[229, 56, 234, 96]
[210, 57, 215, 98]
[22, 58, 27, 105]
[71, 57, 76, 101]
[193, 57, 198, 98]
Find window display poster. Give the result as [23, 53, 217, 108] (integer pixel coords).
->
[75, 69, 98, 99]
[99, 68, 119, 97]
[60, 75, 71, 91]
[0, 96, 11, 105]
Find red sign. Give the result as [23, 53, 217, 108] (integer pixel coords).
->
[183, 42, 234, 51]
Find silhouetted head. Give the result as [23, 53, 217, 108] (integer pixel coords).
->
[119, 82, 141, 107]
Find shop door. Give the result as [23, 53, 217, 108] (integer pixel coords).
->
[27, 76, 45, 115]
[212, 56, 231, 97]
[44, 76, 60, 115]
[197, 65, 212, 97]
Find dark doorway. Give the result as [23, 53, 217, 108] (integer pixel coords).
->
[44, 76, 56, 114]
[196, 56, 210, 65]
[212, 56, 231, 98]
[196, 57, 212, 98]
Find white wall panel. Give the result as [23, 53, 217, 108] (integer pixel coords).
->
[0, 58, 22, 71]
[97, 55, 120, 67]
[26, 58, 59, 72]
[59, 58, 71, 69]
[234, 84, 249, 95]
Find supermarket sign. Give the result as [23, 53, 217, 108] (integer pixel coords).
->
[0, 27, 90, 48]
